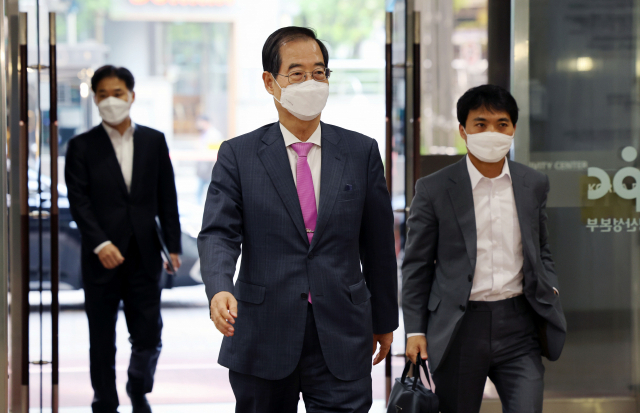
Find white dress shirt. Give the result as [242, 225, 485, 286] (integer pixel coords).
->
[280, 122, 322, 210]
[407, 156, 524, 338]
[466, 155, 524, 301]
[93, 121, 135, 254]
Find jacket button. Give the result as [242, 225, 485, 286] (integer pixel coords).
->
[460, 305, 466, 312]
[308, 253, 314, 259]
[468, 274, 473, 282]
[301, 293, 308, 299]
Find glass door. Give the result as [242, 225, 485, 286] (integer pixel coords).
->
[0, 0, 10, 407]
[7, 0, 393, 410]
[512, 0, 640, 410]
[384, 0, 410, 404]
[6, 3, 61, 411]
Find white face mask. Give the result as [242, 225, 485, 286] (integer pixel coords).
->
[463, 128, 514, 163]
[271, 74, 329, 121]
[97, 92, 132, 125]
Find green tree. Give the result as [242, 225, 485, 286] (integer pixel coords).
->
[294, 0, 384, 59]
[56, 0, 111, 43]
[76, 0, 110, 42]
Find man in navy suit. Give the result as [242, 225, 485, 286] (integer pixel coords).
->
[198, 27, 398, 412]
[65, 66, 181, 413]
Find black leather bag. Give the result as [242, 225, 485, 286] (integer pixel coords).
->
[387, 356, 439, 413]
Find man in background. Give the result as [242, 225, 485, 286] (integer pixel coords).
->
[65, 65, 182, 413]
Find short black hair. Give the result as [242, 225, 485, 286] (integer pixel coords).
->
[456, 84, 519, 127]
[262, 26, 329, 77]
[91, 65, 135, 92]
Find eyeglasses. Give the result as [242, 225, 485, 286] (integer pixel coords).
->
[277, 68, 331, 84]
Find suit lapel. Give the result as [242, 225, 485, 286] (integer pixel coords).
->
[509, 160, 537, 265]
[310, 123, 345, 251]
[129, 125, 144, 197]
[95, 125, 129, 196]
[447, 159, 477, 270]
[257, 123, 309, 245]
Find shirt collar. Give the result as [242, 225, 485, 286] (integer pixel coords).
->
[102, 120, 136, 139]
[466, 155, 511, 189]
[279, 122, 322, 148]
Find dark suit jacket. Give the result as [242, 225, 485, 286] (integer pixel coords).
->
[197, 122, 398, 381]
[65, 124, 181, 283]
[402, 158, 567, 372]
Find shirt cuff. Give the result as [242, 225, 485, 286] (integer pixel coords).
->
[407, 333, 426, 338]
[94, 241, 113, 255]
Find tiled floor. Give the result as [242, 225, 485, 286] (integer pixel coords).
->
[21, 287, 408, 408]
[30, 400, 389, 413]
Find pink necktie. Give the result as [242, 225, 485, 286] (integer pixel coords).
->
[291, 142, 317, 304]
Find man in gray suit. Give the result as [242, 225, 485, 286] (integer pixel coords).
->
[198, 26, 398, 412]
[402, 85, 566, 413]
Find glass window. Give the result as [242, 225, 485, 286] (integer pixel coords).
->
[417, 0, 488, 156]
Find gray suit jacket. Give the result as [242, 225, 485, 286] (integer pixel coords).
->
[402, 158, 566, 372]
[198, 122, 398, 381]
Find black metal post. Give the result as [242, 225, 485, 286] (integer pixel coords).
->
[18, 12, 30, 410]
[488, 0, 512, 90]
[385, 11, 393, 194]
[384, 11, 394, 404]
[0, 0, 10, 407]
[49, 11, 59, 413]
[413, 11, 421, 190]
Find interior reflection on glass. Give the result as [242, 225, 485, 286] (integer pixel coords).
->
[526, 0, 640, 398]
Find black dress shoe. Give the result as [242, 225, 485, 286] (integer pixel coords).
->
[126, 389, 152, 413]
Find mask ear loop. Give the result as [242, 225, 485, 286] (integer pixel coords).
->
[270, 73, 283, 104]
[462, 127, 472, 155]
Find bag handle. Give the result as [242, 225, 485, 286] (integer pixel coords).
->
[400, 358, 413, 385]
[400, 353, 433, 391]
[400, 353, 435, 391]
[411, 356, 423, 391]
[415, 354, 435, 391]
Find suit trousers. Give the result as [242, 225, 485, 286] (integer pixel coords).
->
[84, 237, 163, 413]
[432, 295, 544, 413]
[229, 304, 372, 413]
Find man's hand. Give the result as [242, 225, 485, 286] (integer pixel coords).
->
[165, 253, 182, 274]
[372, 332, 393, 365]
[98, 244, 125, 269]
[210, 291, 238, 337]
[406, 335, 428, 364]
